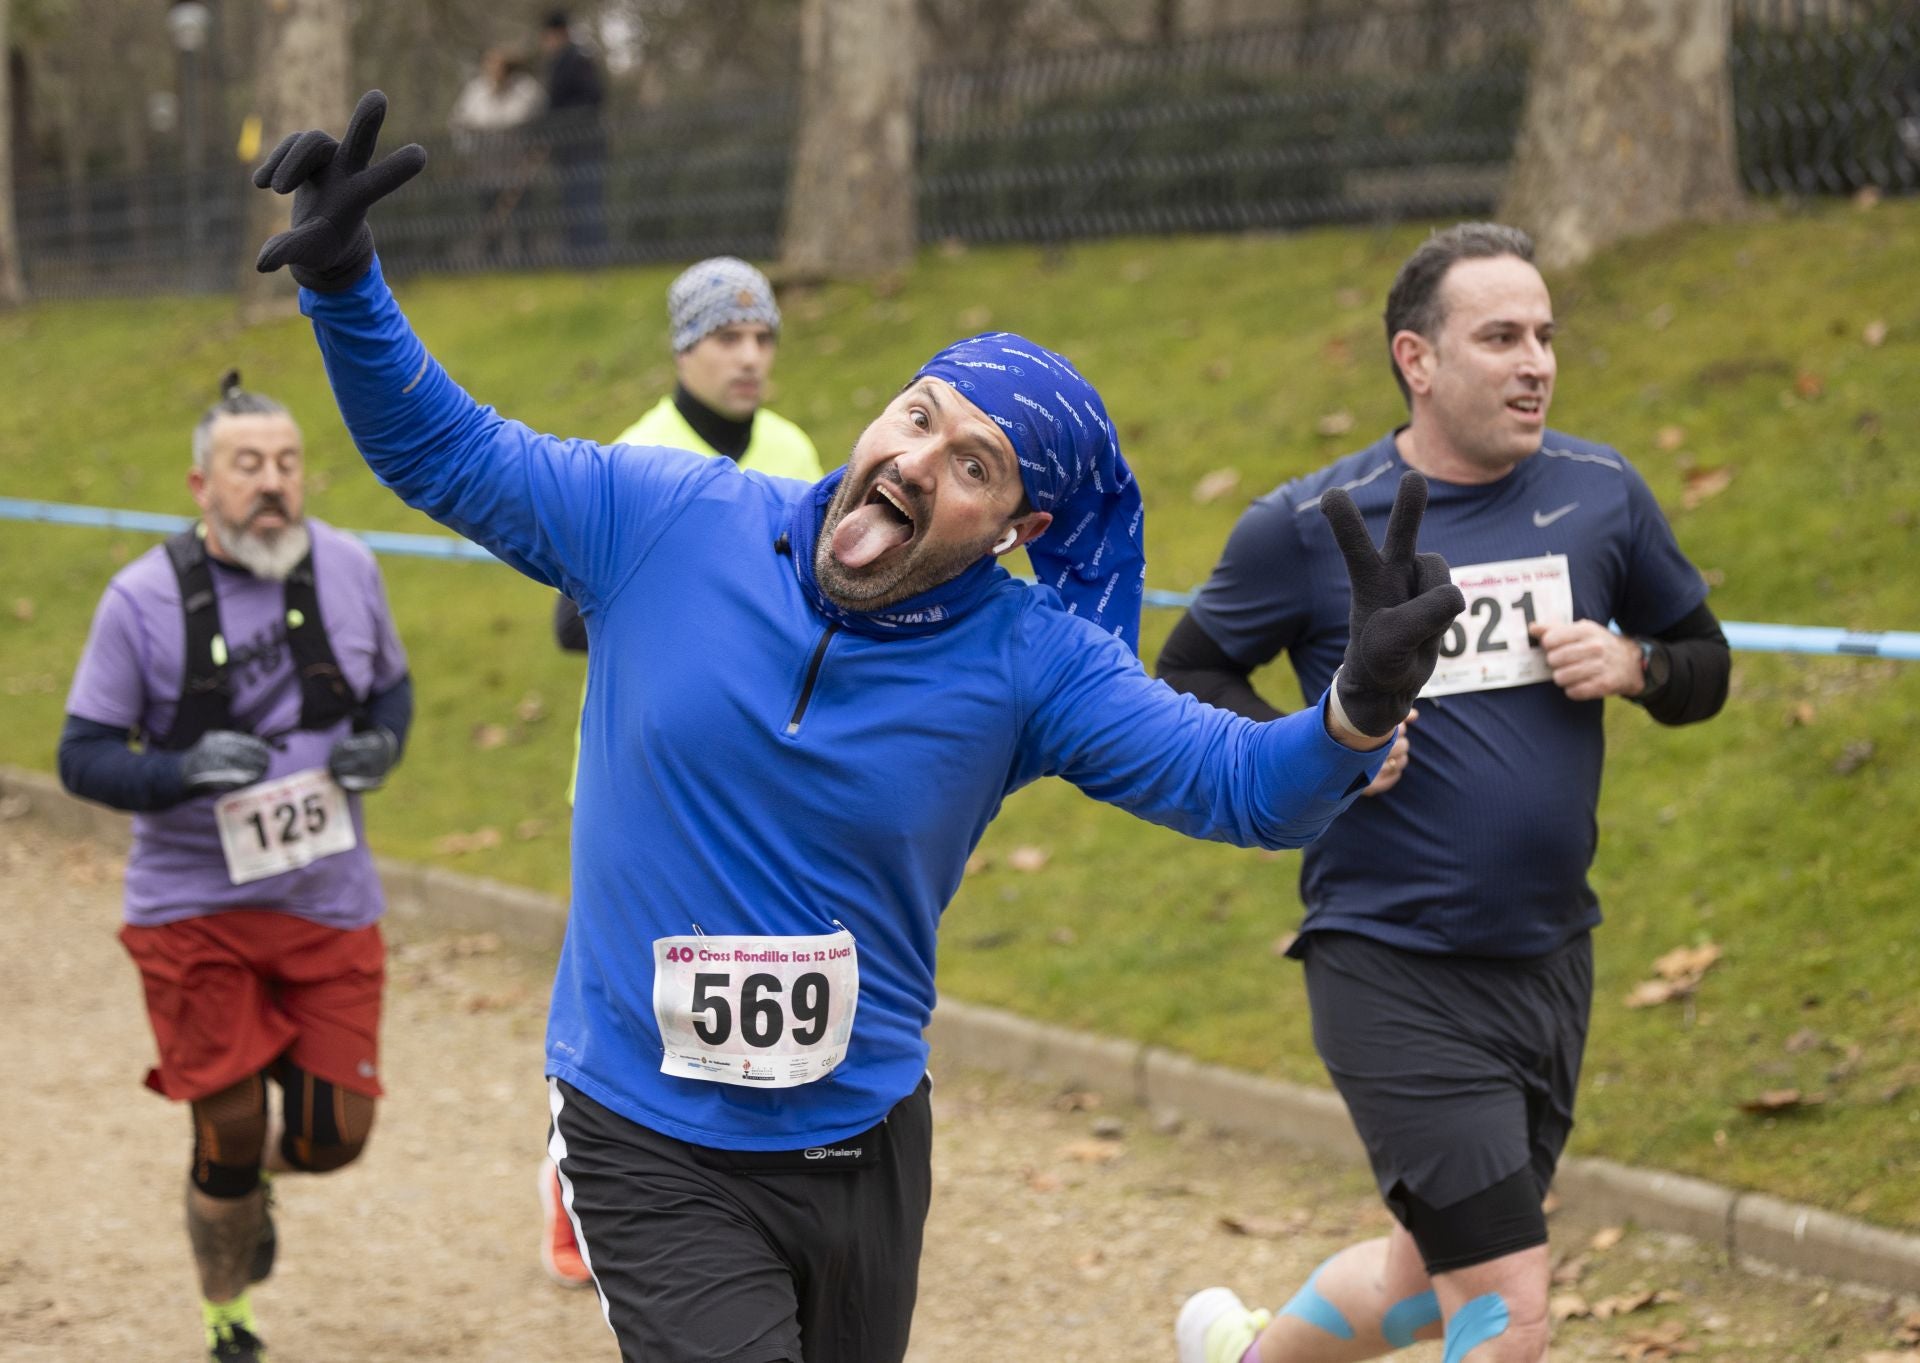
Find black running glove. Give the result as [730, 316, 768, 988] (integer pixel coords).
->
[1321, 471, 1466, 738]
[252, 90, 427, 292]
[179, 731, 273, 797]
[327, 726, 400, 794]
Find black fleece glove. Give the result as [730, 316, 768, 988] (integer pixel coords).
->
[252, 90, 427, 292]
[1321, 471, 1466, 738]
[179, 731, 273, 797]
[327, 726, 400, 793]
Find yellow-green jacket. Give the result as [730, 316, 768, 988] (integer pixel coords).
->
[568, 399, 824, 801]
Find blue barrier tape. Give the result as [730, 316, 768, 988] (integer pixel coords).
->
[4, 497, 1918, 660]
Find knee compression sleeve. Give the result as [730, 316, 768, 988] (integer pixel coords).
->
[190, 1075, 268, 1198]
[1442, 1294, 1509, 1363]
[1399, 1166, 1547, 1275]
[1278, 1259, 1355, 1340]
[277, 1061, 376, 1172]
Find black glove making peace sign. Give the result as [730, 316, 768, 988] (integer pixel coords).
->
[1320, 471, 1466, 739]
[252, 90, 426, 292]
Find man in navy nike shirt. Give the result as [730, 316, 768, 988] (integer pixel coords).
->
[1163, 224, 1729, 1363]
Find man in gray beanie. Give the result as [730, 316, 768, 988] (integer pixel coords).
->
[539, 255, 824, 1287]
[552, 256, 823, 651]
[619, 255, 821, 478]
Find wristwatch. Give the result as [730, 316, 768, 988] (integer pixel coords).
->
[1632, 637, 1669, 699]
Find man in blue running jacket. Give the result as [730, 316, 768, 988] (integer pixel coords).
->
[251, 92, 1466, 1363]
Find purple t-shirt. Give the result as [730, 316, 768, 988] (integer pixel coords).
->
[65, 518, 409, 928]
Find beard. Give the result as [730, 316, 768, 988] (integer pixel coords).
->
[209, 501, 311, 582]
[812, 465, 1002, 614]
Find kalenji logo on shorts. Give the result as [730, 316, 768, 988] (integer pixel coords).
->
[803, 1146, 863, 1160]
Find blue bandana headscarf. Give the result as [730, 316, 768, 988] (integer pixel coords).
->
[914, 332, 1146, 653]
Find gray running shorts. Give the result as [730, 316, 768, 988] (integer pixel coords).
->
[550, 1076, 933, 1363]
[1302, 929, 1593, 1226]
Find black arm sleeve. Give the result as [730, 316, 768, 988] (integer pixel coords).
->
[57, 715, 188, 812]
[553, 594, 589, 654]
[1633, 600, 1731, 726]
[1153, 611, 1287, 723]
[363, 673, 415, 755]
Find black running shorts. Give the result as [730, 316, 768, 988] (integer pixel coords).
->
[1301, 929, 1593, 1269]
[548, 1076, 933, 1363]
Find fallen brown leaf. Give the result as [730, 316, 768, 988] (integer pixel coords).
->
[11, 597, 33, 622]
[1625, 979, 1687, 1009]
[470, 723, 509, 751]
[1788, 700, 1817, 727]
[1059, 1139, 1123, 1164]
[1653, 942, 1722, 981]
[513, 818, 550, 841]
[1550, 1292, 1591, 1324]
[1739, 1088, 1825, 1115]
[1863, 319, 1888, 347]
[1654, 425, 1686, 452]
[514, 691, 547, 723]
[1794, 370, 1825, 399]
[1025, 1168, 1062, 1192]
[1192, 468, 1242, 504]
[963, 852, 991, 876]
[1203, 357, 1233, 382]
[1315, 409, 1355, 437]
[1552, 1253, 1590, 1285]
[1589, 1225, 1625, 1252]
[1006, 846, 1050, 873]
[1680, 466, 1735, 510]
[1894, 1308, 1920, 1344]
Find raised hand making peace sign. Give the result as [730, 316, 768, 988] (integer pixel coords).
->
[1320, 471, 1465, 738]
[253, 90, 427, 292]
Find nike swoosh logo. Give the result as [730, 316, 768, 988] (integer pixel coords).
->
[1533, 502, 1578, 528]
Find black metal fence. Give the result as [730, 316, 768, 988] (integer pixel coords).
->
[14, 0, 1918, 300]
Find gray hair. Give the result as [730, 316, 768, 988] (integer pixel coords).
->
[192, 369, 296, 468]
[1383, 223, 1536, 406]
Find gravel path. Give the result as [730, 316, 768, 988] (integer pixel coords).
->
[2, 820, 1911, 1362]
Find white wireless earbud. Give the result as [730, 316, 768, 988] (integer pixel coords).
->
[993, 530, 1018, 555]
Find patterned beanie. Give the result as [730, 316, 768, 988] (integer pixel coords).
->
[668, 257, 781, 353]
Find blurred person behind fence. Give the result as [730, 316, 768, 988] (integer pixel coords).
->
[448, 45, 546, 263]
[537, 10, 607, 261]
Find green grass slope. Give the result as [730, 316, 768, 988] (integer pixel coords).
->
[2, 204, 1916, 1226]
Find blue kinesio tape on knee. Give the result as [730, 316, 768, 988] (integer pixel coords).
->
[1442, 1293, 1509, 1363]
[1381, 1289, 1440, 1348]
[1278, 1262, 1355, 1341]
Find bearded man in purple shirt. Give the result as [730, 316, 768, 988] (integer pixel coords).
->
[57, 372, 414, 1363]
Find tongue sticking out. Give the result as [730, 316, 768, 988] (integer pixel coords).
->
[831, 502, 914, 569]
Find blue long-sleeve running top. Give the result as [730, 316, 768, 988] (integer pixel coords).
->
[301, 260, 1388, 1150]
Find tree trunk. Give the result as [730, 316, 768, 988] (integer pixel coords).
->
[1500, 0, 1743, 270]
[0, 0, 23, 307]
[780, 0, 916, 281]
[238, 0, 349, 318]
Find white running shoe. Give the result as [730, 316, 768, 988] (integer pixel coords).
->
[1176, 1287, 1273, 1363]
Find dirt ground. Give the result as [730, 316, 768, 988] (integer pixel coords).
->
[3, 820, 1914, 1363]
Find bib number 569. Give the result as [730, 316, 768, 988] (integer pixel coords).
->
[689, 971, 831, 1048]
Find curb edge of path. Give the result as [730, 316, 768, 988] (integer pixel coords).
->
[5, 763, 1915, 1298]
